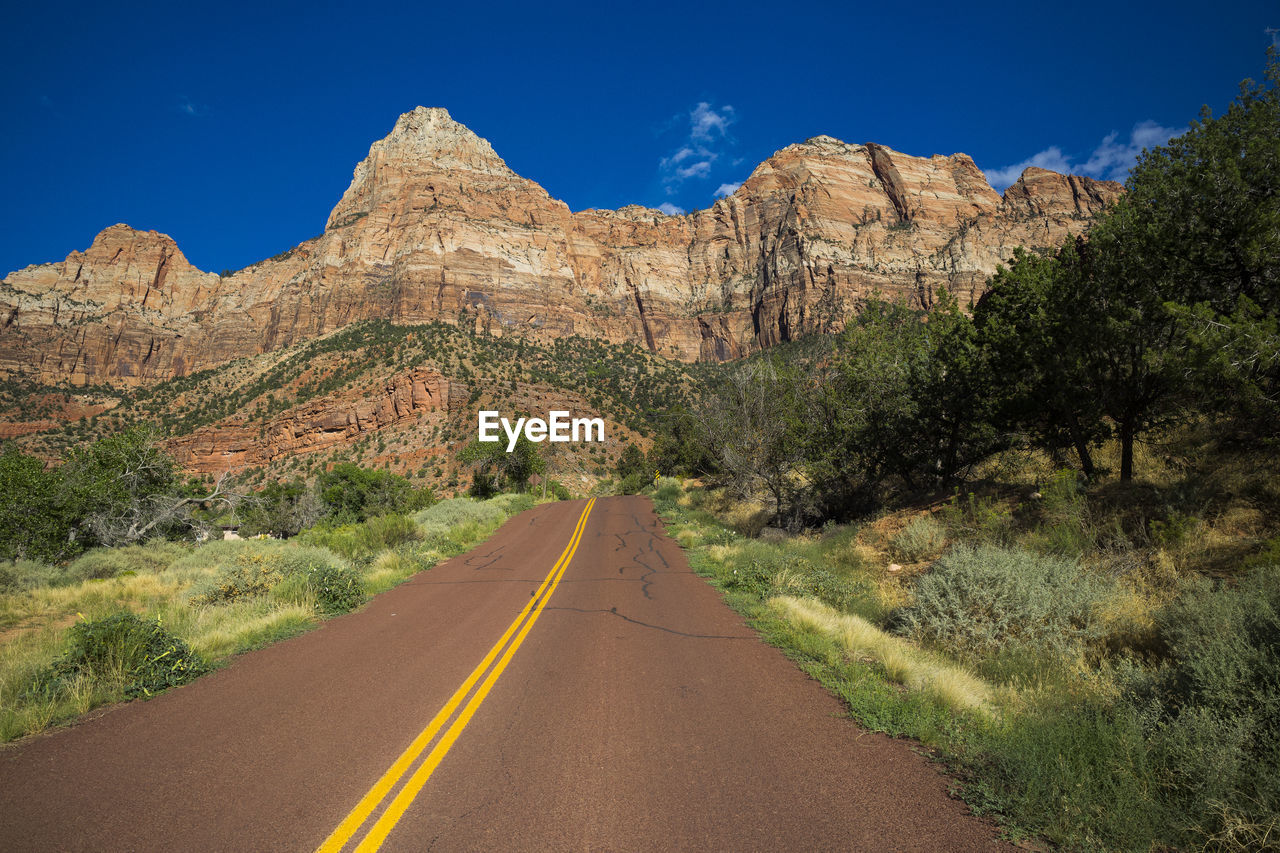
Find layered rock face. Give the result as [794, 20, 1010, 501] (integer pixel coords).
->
[165, 368, 452, 474]
[0, 107, 1122, 386]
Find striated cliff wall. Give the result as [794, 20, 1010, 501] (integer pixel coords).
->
[0, 107, 1122, 387]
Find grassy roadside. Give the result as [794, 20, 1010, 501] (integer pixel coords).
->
[649, 475, 1280, 852]
[0, 493, 540, 743]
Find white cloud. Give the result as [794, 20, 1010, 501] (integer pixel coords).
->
[1080, 120, 1180, 181]
[657, 202, 685, 216]
[982, 147, 1073, 191]
[690, 102, 735, 141]
[675, 161, 712, 180]
[983, 121, 1180, 191]
[714, 182, 742, 198]
[658, 101, 737, 195]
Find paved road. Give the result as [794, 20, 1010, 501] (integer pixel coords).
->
[0, 496, 1007, 851]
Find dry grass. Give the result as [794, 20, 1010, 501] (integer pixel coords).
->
[769, 594, 993, 714]
[0, 495, 536, 742]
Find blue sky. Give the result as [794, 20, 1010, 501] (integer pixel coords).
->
[3, 0, 1274, 276]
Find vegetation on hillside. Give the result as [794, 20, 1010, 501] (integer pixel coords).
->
[1, 320, 694, 496]
[648, 55, 1280, 531]
[0, 491, 540, 742]
[635, 58, 1280, 850]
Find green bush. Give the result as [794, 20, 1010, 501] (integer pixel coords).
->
[65, 541, 190, 582]
[190, 541, 355, 610]
[937, 491, 1014, 546]
[0, 559, 64, 592]
[722, 558, 778, 596]
[299, 514, 421, 562]
[0, 562, 22, 593]
[306, 563, 364, 614]
[413, 495, 530, 544]
[617, 472, 646, 495]
[1127, 564, 1280, 838]
[895, 543, 1114, 660]
[191, 548, 288, 605]
[489, 493, 535, 515]
[29, 612, 207, 699]
[889, 515, 946, 561]
[974, 695, 1165, 850]
[654, 477, 682, 502]
[318, 463, 432, 522]
[355, 515, 421, 553]
[1031, 470, 1096, 556]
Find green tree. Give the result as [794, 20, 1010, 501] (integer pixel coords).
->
[317, 463, 430, 522]
[59, 425, 181, 545]
[0, 443, 70, 561]
[976, 247, 1110, 477]
[647, 408, 717, 477]
[615, 444, 647, 481]
[1111, 55, 1280, 438]
[239, 478, 325, 538]
[809, 294, 1001, 511]
[976, 56, 1280, 479]
[457, 435, 545, 494]
[699, 356, 809, 529]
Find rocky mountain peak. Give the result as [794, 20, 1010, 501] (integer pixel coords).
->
[326, 107, 515, 230]
[377, 107, 512, 174]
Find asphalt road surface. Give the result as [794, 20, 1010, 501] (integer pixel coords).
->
[0, 495, 1008, 851]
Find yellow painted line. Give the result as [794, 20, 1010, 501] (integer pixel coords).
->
[315, 498, 595, 853]
[350, 497, 595, 852]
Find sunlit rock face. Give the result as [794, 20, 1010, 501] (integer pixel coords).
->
[0, 106, 1122, 386]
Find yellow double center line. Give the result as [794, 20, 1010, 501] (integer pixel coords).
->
[317, 498, 596, 853]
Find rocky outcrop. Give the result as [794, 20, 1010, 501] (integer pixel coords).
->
[0, 107, 1123, 387]
[166, 368, 450, 473]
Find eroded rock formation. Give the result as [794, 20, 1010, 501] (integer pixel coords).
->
[165, 369, 451, 473]
[0, 107, 1122, 387]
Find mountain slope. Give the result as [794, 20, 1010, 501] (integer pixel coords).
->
[0, 107, 1121, 388]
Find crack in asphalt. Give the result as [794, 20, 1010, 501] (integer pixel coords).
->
[543, 606, 754, 640]
[462, 543, 510, 570]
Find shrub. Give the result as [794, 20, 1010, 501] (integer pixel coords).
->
[769, 558, 873, 614]
[305, 563, 364, 614]
[654, 477, 682, 503]
[1128, 564, 1280, 837]
[318, 463, 432, 522]
[64, 541, 189, 582]
[29, 612, 207, 699]
[65, 550, 130, 582]
[356, 515, 421, 552]
[0, 559, 63, 592]
[1031, 470, 1096, 555]
[975, 695, 1164, 850]
[191, 548, 288, 605]
[468, 472, 497, 499]
[618, 472, 646, 495]
[412, 495, 531, 546]
[0, 562, 22, 593]
[937, 491, 1014, 546]
[895, 543, 1114, 660]
[889, 515, 946, 562]
[803, 567, 876, 614]
[189, 541, 357, 613]
[489, 493, 535, 515]
[722, 557, 779, 597]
